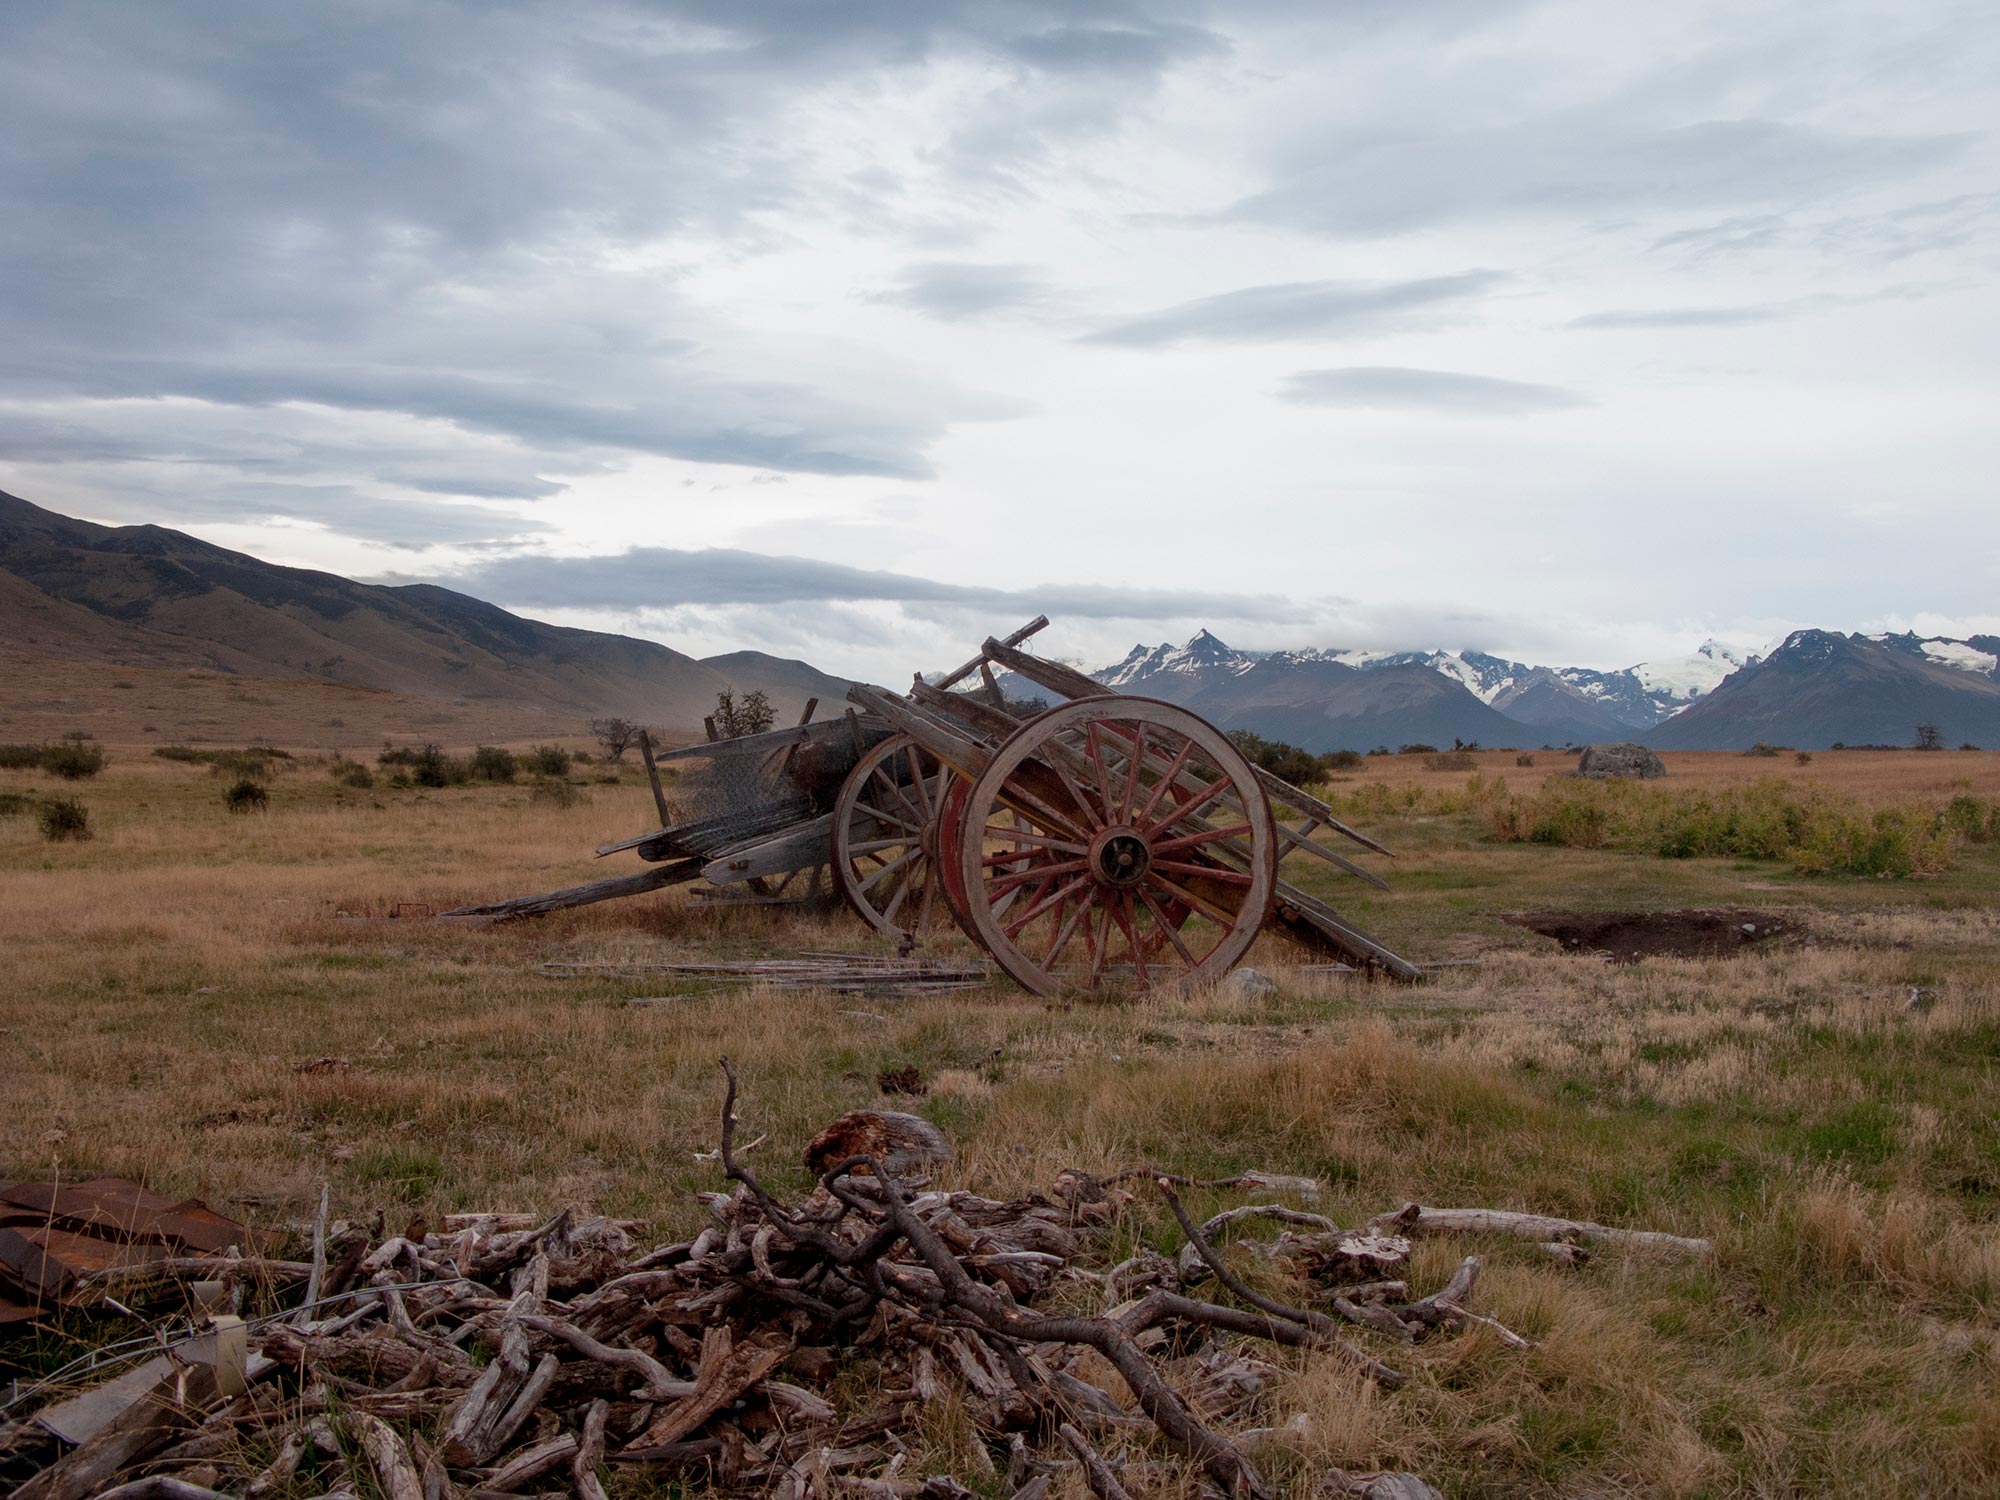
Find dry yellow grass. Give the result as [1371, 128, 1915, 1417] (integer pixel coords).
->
[3, 743, 1999, 1496]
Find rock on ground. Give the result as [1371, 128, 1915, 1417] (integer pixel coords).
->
[1576, 742, 1666, 779]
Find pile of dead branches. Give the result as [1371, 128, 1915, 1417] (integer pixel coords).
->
[7, 1062, 1653, 1500]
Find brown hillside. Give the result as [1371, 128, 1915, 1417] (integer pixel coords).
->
[0, 491, 847, 734]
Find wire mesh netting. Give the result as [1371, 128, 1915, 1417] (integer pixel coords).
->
[661, 731, 881, 859]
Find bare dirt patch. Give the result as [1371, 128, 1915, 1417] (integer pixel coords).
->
[1503, 907, 1803, 962]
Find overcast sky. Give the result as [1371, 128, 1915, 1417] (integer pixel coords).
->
[2, 0, 1996, 679]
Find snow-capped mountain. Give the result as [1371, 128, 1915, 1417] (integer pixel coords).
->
[1098, 629, 1259, 690]
[1077, 628, 2000, 751]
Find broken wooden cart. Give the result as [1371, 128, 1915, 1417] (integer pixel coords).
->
[446, 617, 1419, 991]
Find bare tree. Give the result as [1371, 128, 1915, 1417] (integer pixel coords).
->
[1915, 722, 1944, 751]
[713, 688, 776, 739]
[590, 716, 639, 762]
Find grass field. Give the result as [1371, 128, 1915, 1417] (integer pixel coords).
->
[3, 743, 1999, 1497]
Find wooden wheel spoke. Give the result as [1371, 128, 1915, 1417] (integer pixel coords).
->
[1110, 891, 1146, 988]
[882, 857, 924, 924]
[1144, 776, 1231, 837]
[1005, 874, 1089, 937]
[1151, 859, 1254, 886]
[1085, 722, 1118, 825]
[1148, 873, 1240, 927]
[986, 857, 1086, 900]
[1149, 822, 1253, 858]
[1087, 901, 1112, 987]
[1044, 758, 1107, 834]
[1138, 886, 1200, 967]
[1133, 735, 1196, 827]
[858, 847, 920, 893]
[1117, 725, 1148, 823]
[1043, 892, 1089, 967]
[847, 836, 911, 856]
[983, 825, 1085, 855]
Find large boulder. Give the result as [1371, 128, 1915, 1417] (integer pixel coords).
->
[1576, 742, 1666, 779]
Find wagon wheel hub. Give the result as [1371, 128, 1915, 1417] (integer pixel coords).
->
[1088, 825, 1153, 888]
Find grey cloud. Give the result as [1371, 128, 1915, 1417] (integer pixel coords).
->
[1569, 306, 1791, 331]
[421, 546, 1312, 624]
[1278, 366, 1585, 415]
[1569, 284, 1947, 330]
[864, 262, 1052, 321]
[1002, 24, 1228, 76]
[1228, 117, 1965, 238]
[1081, 271, 1505, 347]
[1654, 192, 2000, 264]
[0, 1, 1231, 494]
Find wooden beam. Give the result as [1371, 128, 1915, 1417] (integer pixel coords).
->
[934, 616, 1048, 692]
[637, 729, 672, 829]
[701, 815, 833, 885]
[441, 860, 702, 920]
[1270, 884, 1422, 981]
[846, 684, 992, 779]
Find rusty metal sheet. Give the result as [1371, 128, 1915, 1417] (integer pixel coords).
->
[0, 1177, 259, 1320]
[0, 1177, 258, 1255]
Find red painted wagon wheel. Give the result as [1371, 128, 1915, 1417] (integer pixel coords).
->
[833, 734, 951, 942]
[953, 697, 1277, 996]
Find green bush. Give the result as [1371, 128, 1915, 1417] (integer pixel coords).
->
[1322, 749, 1365, 771]
[38, 797, 92, 841]
[468, 745, 517, 782]
[0, 744, 45, 770]
[0, 791, 32, 816]
[152, 745, 204, 763]
[1515, 753, 1535, 767]
[523, 744, 573, 777]
[1481, 775, 1970, 877]
[1744, 742, 1783, 758]
[224, 778, 269, 814]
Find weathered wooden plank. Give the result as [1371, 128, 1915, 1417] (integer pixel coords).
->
[1270, 884, 1422, 980]
[442, 860, 702, 920]
[846, 684, 993, 779]
[637, 729, 673, 829]
[934, 615, 1048, 691]
[908, 679, 1022, 741]
[701, 816, 834, 884]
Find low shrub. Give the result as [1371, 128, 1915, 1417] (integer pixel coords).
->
[153, 745, 205, 762]
[1397, 743, 1438, 755]
[38, 797, 92, 841]
[327, 755, 375, 789]
[529, 778, 586, 809]
[1744, 742, 1784, 758]
[1322, 749, 1364, 771]
[1, 741, 107, 778]
[224, 778, 270, 814]
[1421, 751, 1477, 772]
[1515, 753, 1535, 767]
[523, 744, 573, 777]
[42, 740, 105, 779]
[0, 791, 32, 816]
[468, 745, 517, 782]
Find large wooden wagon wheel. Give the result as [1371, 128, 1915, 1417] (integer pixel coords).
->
[832, 734, 951, 941]
[946, 698, 1278, 996]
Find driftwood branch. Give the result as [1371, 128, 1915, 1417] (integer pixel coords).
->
[1371, 1203, 1713, 1257]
